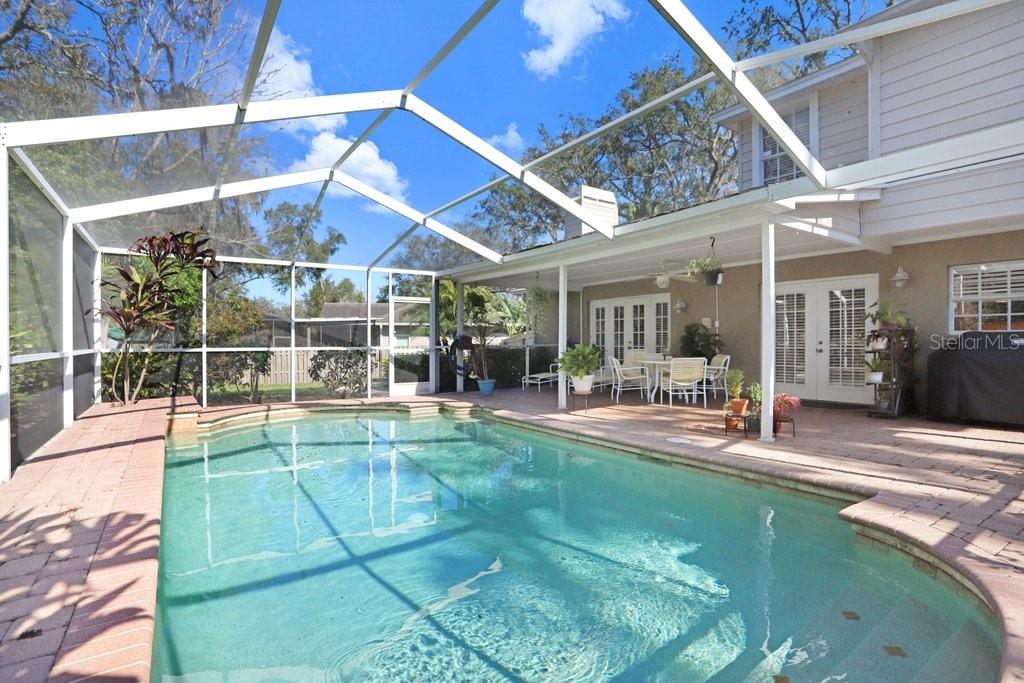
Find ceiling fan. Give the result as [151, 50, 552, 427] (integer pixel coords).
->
[648, 261, 696, 289]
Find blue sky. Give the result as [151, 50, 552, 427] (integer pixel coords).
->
[240, 0, 740, 267]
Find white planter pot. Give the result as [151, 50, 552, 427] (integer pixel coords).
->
[572, 375, 595, 392]
[866, 371, 884, 384]
[867, 337, 888, 351]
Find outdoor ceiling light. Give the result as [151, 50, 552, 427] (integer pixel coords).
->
[655, 273, 671, 289]
[890, 266, 911, 288]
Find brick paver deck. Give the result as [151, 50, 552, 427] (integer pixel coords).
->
[2, 390, 1023, 680]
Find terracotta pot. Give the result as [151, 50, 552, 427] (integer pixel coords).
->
[725, 398, 748, 430]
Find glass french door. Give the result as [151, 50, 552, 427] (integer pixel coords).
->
[774, 275, 877, 404]
[591, 295, 669, 362]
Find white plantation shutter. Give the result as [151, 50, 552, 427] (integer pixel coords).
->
[950, 261, 1024, 332]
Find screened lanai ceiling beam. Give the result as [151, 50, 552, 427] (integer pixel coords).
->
[9, 147, 71, 216]
[369, 223, 421, 269]
[329, 171, 503, 263]
[0, 91, 402, 148]
[400, 95, 614, 238]
[734, 0, 1018, 71]
[303, 0, 500, 241]
[67, 167, 334, 224]
[649, 0, 828, 188]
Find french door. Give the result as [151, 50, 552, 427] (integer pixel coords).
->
[590, 294, 670, 362]
[775, 275, 877, 404]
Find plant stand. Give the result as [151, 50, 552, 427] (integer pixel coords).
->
[571, 390, 592, 413]
[867, 327, 915, 418]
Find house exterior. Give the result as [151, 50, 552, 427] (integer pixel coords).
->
[446, 0, 1024, 412]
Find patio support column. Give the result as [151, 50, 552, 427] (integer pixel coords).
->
[92, 244, 102, 403]
[430, 276, 439, 394]
[455, 280, 465, 393]
[201, 268, 208, 408]
[0, 145, 11, 482]
[61, 215, 74, 427]
[289, 263, 296, 403]
[558, 265, 568, 410]
[760, 220, 776, 442]
[366, 270, 373, 398]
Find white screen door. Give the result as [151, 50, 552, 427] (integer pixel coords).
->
[775, 275, 877, 404]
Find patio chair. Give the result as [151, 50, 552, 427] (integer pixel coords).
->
[591, 364, 615, 392]
[522, 363, 559, 392]
[624, 349, 647, 366]
[703, 354, 731, 399]
[660, 357, 708, 408]
[608, 356, 649, 403]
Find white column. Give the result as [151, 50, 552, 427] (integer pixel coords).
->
[92, 245, 102, 403]
[0, 146, 11, 482]
[558, 265, 568, 410]
[760, 220, 776, 442]
[455, 281, 465, 393]
[61, 215, 74, 427]
[289, 264, 296, 403]
[201, 268, 208, 407]
[365, 269, 373, 397]
[429, 276, 438, 394]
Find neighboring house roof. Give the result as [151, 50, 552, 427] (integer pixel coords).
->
[320, 301, 425, 325]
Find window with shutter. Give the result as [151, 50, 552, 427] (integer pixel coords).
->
[950, 261, 1024, 333]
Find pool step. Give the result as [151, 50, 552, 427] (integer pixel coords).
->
[778, 584, 892, 679]
[825, 596, 951, 680]
[668, 611, 746, 681]
[911, 618, 999, 683]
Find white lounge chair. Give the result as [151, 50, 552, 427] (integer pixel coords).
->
[660, 357, 708, 408]
[609, 356, 649, 403]
[522, 363, 559, 391]
[703, 354, 731, 399]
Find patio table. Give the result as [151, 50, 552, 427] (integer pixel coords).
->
[642, 358, 674, 403]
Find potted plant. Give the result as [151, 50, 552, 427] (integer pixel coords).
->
[557, 343, 602, 393]
[465, 290, 496, 395]
[723, 368, 747, 429]
[747, 381, 763, 432]
[865, 300, 909, 350]
[687, 256, 723, 286]
[772, 393, 801, 435]
[680, 322, 724, 360]
[865, 356, 887, 384]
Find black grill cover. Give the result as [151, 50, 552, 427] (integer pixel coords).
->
[927, 332, 1024, 426]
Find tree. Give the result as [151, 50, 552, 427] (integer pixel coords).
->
[100, 229, 218, 404]
[391, 55, 737, 267]
[301, 277, 365, 318]
[724, 0, 893, 76]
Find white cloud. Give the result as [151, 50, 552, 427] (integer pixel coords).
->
[521, 0, 629, 78]
[288, 132, 410, 210]
[486, 122, 525, 156]
[258, 29, 346, 134]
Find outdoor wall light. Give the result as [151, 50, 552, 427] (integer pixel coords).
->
[890, 266, 911, 288]
[674, 299, 687, 313]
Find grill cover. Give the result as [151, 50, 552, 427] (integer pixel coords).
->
[927, 332, 1024, 426]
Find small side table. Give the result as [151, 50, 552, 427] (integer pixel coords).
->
[571, 391, 592, 413]
[724, 413, 796, 438]
[724, 412, 750, 438]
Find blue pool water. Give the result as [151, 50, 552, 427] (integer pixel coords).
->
[153, 413, 1001, 681]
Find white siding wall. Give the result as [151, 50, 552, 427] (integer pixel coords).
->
[738, 119, 753, 191]
[818, 76, 869, 169]
[862, 159, 1024, 236]
[878, 1, 1024, 154]
[736, 75, 868, 190]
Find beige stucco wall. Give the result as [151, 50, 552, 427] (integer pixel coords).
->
[582, 228, 1024, 410]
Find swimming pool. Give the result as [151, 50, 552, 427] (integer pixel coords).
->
[153, 412, 1000, 681]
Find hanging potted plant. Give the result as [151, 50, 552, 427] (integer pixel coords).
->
[687, 236, 723, 286]
[865, 356, 887, 384]
[723, 368, 747, 429]
[746, 381, 763, 433]
[557, 343, 602, 393]
[772, 393, 801, 434]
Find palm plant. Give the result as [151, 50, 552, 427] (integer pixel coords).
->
[101, 229, 218, 405]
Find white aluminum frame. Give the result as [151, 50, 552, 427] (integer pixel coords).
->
[1, 0, 1021, 480]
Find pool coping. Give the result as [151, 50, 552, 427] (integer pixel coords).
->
[182, 397, 1024, 680]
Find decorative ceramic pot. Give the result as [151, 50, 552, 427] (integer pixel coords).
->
[704, 269, 723, 286]
[478, 378, 496, 396]
[573, 375, 595, 393]
[725, 398, 749, 429]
